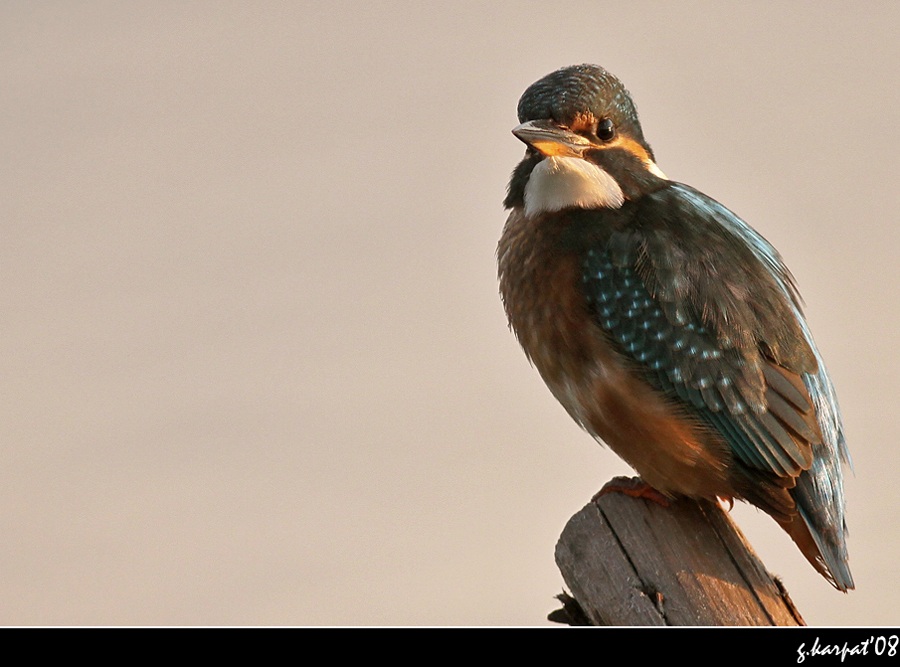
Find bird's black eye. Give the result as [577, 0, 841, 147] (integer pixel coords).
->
[596, 118, 615, 141]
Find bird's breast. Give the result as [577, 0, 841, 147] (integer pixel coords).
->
[497, 207, 733, 498]
[498, 208, 598, 390]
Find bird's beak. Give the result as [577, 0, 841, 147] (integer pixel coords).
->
[512, 119, 594, 158]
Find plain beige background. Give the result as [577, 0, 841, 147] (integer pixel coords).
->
[2, 1, 897, 625]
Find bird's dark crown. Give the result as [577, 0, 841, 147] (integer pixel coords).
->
[517, 64, 646, 144]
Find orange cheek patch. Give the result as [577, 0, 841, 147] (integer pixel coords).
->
[609, 136, 667, 179]
[531, 139, 579, 158]
[614, 136, 653, 164]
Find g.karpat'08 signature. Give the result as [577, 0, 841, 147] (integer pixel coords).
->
[797, 636, 899, 663]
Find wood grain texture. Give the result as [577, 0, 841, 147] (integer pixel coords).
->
[554, 481, 805, 626]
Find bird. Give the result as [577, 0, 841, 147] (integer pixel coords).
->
[497, 64, 853, 590]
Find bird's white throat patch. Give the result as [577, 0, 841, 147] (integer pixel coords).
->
[524, 156, 625, 216]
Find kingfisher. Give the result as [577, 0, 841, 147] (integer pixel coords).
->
[497, 64, 853, 590]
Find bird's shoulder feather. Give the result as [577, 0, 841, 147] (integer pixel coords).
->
[572, 183, 823, 489]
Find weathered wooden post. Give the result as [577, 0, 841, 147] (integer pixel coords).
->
[552, 477, 805, 626]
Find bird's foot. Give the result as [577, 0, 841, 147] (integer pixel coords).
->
[593, 476, 671, 507]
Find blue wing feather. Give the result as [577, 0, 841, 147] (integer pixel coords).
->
[675, 184, 853, 587]
[579, 183, 853, 589]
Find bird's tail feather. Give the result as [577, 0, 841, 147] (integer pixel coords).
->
[784, 474, 854, 592]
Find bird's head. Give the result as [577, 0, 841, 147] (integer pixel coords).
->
[504, 64, 667, 216]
